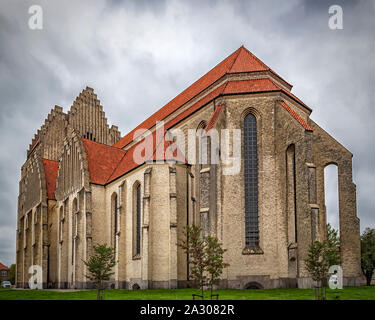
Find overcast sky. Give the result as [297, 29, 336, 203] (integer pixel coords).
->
[0, 0, 374, 267]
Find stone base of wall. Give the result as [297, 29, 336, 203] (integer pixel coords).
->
[177, 277, 298, 290]
[297, 277, 314, 289]
[222, 276, 298, 290]
[16, 282, 25, 288]
[343, 276, 362, 287]
[298, 276, 363, 288]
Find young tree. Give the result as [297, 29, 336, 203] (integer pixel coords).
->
[205, 236, 229, 299]
[361, 228, 375, 286]
[326, 223, 341, 267]
[9, 264, 16, 285]
[305, 241, 330, 300]
[177, 225, 229, 300]
[83, 243, 117, 300]
[177, 225, 207, 299]
[305, 241, 330, 285]
[305, 224, 341, 299]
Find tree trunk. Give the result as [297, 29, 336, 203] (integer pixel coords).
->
[366, 271, 373, 286]
[97, 280, 103, 300]
[200, 269, 204, 300]
[210, 280, 213, 300]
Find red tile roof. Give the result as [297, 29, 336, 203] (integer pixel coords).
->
[113, 47, 243, 149]
[81, 80, 314, 185]
[163, 83, 227, 131]
[221, 79, 311, 111]
[203, 105, 225, 136]
[42, 159, 59, 200]
[229, 47, 268, 73]
[113, 46, 300, 149]
[161, 78, 310, 132]
[107, 130, 187, 183]
[278, 100, 313, 131]
[106, 81, 288, 182]
[81, 138, 126, 185]
[77, 47, 316, 185]
[40, 136, 186, 190]
[81, 134, 186, 185]
[0, 262, 9, 270]
[223, 78, 279, 93]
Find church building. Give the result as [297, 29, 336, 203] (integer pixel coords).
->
[16, 46, 362, 289]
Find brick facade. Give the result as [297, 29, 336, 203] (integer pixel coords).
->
[16, 47, 362, 289]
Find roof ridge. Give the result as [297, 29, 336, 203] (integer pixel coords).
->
[106, 149, 128, 184]
[191, 47, 242, 88]
[239, 47, 293, 88]
[81, 137, 123, 150]
[228, 46, 270, 74]
[226, 46, 243, 73]
[241, 46, 270, 70]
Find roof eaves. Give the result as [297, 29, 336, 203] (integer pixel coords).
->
[278, 100, 313, 131]
[203, 104, 225, 137]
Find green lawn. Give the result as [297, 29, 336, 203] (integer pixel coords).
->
[0, 286, 374, 300]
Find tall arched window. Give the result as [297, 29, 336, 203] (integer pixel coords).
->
[195, 121, 206, 229]
[324, 164, 339, 236]
[133, 183, 141, 256]
[196, 122, 207, 169]
[244, 113, 259, 247]
[112, 193, 118, 251]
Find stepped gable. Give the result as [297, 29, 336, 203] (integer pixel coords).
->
[27, 105, 66, 159]
[68, 87, 121, 145]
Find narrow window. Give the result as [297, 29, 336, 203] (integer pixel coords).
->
[244, 113, 259, 247]
[133, 183, 141, 257]
[59, 207, 63, 243]
[72, 198, 77, 265]
[136, 184, 141, 255]
[286, 144, 297, 243]
[112, 193, 118, 250]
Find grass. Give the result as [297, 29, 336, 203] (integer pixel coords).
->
[0, 286, 374, 300]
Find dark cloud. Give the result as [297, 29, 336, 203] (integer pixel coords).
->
[0, 0, 374, 266]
